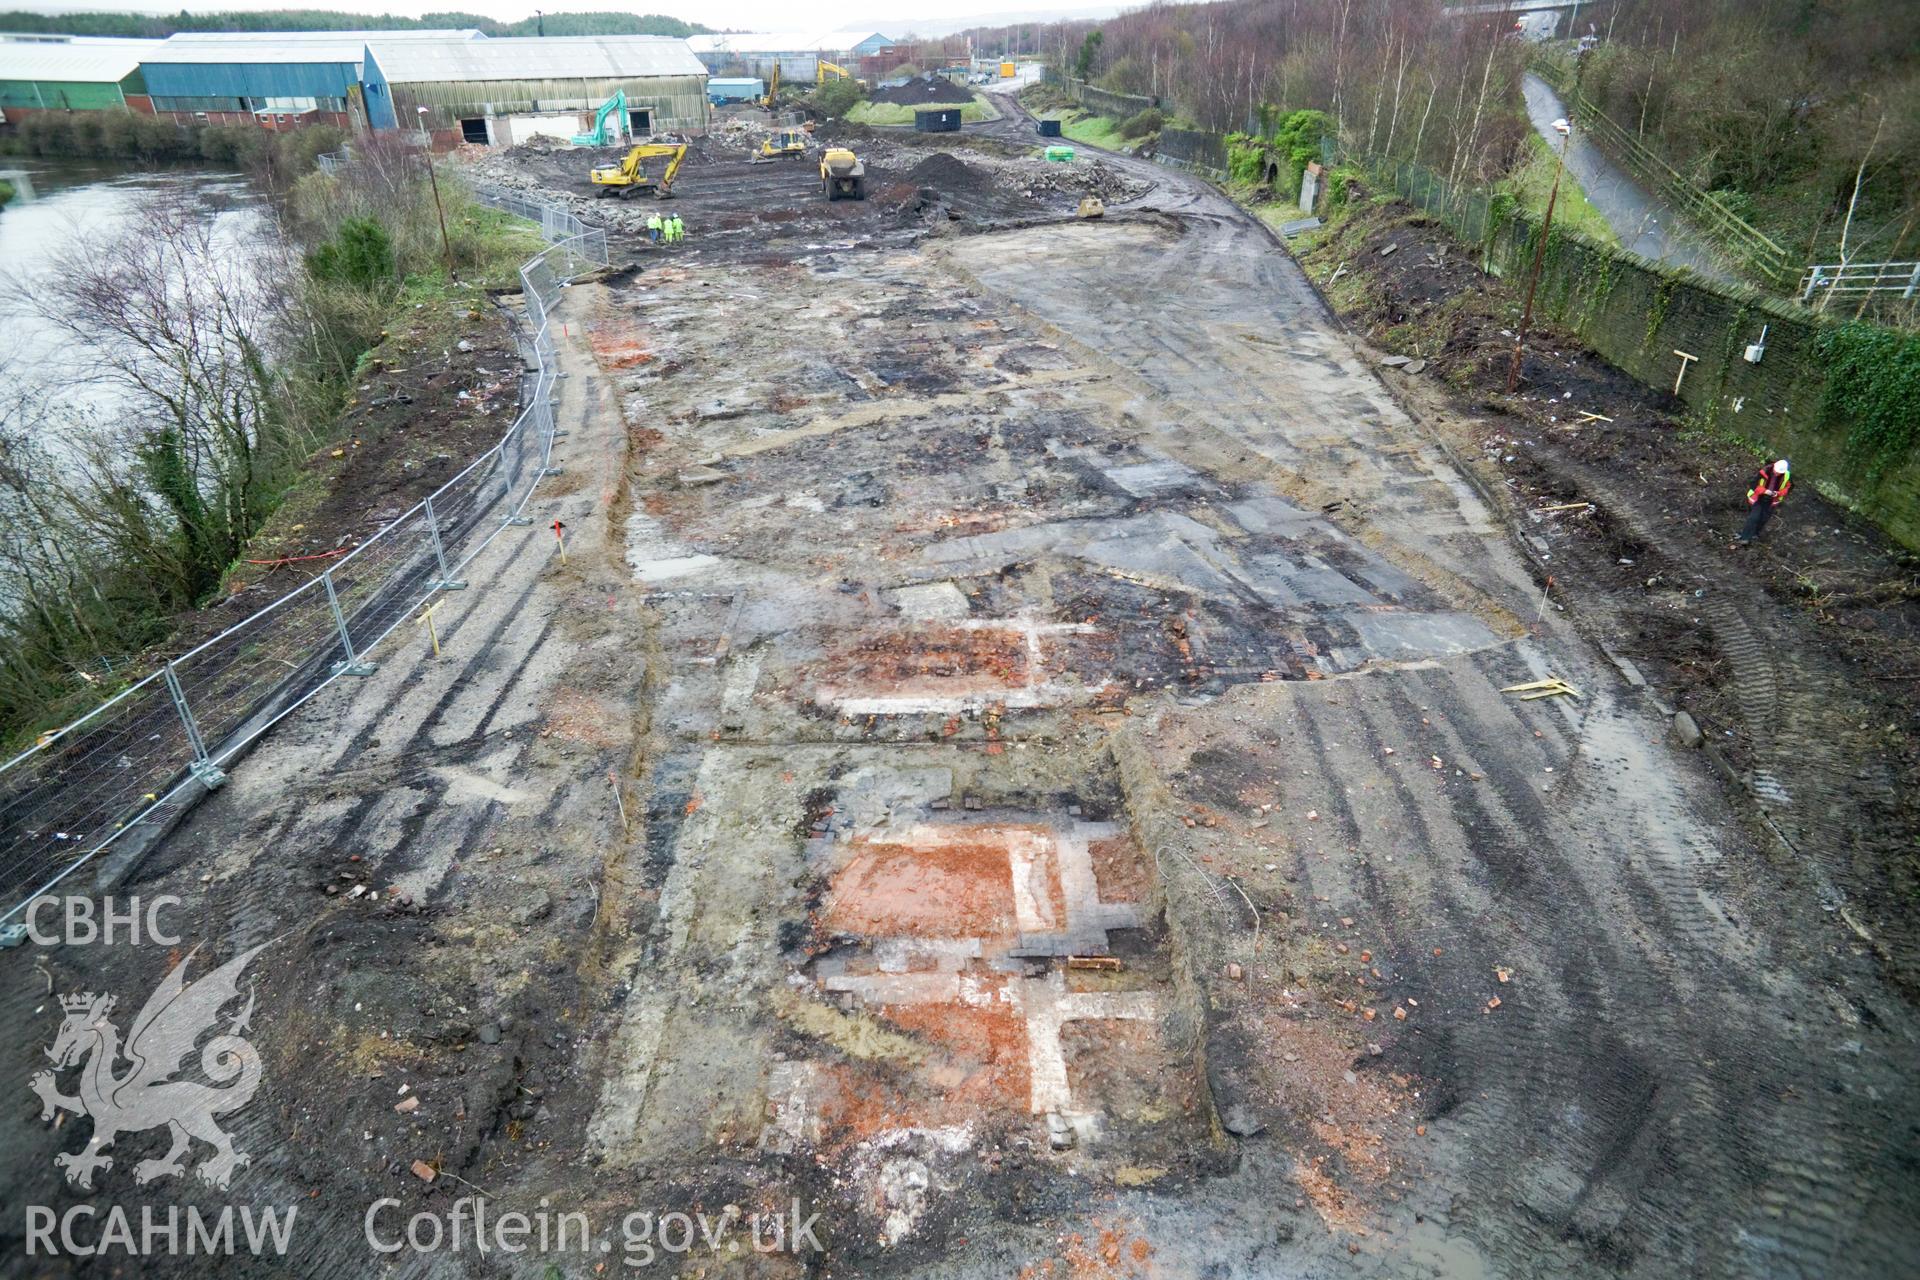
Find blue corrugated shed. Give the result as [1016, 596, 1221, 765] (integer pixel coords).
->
[142, 57, 362, 103]
[141, 30, 483, 112]
[360, 47, 395, 128]
[707, 77, 764, 103]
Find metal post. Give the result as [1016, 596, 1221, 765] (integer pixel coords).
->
[417, 111, 458, 284]
[162, 663, 225, 789]
[423, 496, 467, 591]
[1905, 262, 1919, 300]
[1508, 123, 1572, 394]
[324, 571, 377, 676]
[538, 375, 564, 475]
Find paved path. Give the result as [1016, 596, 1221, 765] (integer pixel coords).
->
[1522, 72, 1731, 281]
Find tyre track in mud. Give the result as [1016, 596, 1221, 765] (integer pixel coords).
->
[1547, 460, 1904, 959]
[1499, 461, 1919, 1275]
[1201, 651, 1915, 1277]
[1005, 137, 1920, 1274]
[0, 290, 641, 1280]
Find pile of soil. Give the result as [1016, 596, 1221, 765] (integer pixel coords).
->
[869, 76, 974, 107]
[904, 152, 994, 195]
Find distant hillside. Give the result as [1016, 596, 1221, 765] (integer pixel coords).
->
[0, 9, 711, 38]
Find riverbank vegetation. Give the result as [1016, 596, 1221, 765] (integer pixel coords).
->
[0, 137, 539, 742]
[0, 112, 345, 185]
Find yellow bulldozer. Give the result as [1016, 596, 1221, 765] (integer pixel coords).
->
[588, 143, 687, 198]
[758, 127, 807, 160]
[820, 147, 865, 200]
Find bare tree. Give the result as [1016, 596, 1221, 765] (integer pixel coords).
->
[1824, 108, 1886, 314]
[10, 191, 310, 603]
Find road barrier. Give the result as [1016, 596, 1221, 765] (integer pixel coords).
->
[0, 180, 605, 938]
[1799, 260, 1920, 305]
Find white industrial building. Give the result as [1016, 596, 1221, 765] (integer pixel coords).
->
[687, 30, 893, 84]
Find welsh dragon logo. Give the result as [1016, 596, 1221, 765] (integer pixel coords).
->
[30, 942, 268, 1191]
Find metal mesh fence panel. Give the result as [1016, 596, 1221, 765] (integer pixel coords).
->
[1383, 159, 1493, 249]
[170, 577, 346, 755]
[426, 447, 505, 571]
[0, 678, 194, 912]
[0, 183, 606, 930]
[323, 507, 440, 660]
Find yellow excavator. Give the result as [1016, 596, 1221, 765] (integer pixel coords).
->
[756, 63, 781, 112]
[817, 60, 865, 87]
[820, 147, 865, 200]
[758, 127, 807, 159]
[588, 143, 687, 198]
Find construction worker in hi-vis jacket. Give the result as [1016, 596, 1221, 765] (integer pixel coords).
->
[1735, 459, 1790, 547]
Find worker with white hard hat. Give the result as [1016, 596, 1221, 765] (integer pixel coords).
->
[1735, 459, 1791, 546]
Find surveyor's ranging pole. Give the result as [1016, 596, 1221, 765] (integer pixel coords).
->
[1507, 118, 1572, 394]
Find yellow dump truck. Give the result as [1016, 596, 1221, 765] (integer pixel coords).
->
[820, 147, 865, 200]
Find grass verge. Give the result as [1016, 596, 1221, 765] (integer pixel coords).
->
[1059, 113, 1133, 152]
[845, 95, 997, 127]
[1502, 133, 1617, 246]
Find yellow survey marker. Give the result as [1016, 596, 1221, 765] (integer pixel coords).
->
[417, 600, 447, 659]
[1501, 677, 1580, 700]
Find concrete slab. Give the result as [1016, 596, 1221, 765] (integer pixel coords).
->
[888, 580, 972, 620]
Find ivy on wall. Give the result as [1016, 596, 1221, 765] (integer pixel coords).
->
[1223, 109, 1329, 197]
[1645, 278, 1677, 349]
[1817, 322, 1920, 478]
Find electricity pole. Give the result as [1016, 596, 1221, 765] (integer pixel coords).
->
[1507, 118, 1571, 394]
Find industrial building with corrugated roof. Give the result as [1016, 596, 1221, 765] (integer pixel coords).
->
[687, 30, 893, 85]
[0, 36, 157, 117]
[1, 28, 709, 145]
[360, 35, 708, 147]
[140, 28, 484, 130]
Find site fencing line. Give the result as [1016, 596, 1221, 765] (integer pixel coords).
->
[0, 181, 606, 938]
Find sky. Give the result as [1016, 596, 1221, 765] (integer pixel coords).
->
[3, 0, 1122, 35]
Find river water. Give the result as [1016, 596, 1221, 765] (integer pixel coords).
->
[0, 158, 267, 441]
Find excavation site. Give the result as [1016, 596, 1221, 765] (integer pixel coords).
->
[4, 24, 1918, 1280]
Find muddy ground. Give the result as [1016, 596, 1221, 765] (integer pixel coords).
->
[1293, 198, 1920, 983]
[868, 78, 975, 108]
[3, 96, 1917, 1280]
[465, 124, 1145, 266]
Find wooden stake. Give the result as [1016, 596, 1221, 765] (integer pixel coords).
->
[416, 600, 446, 658]
[607, 769, 630, 833]
[1671, 349, 1698, 395]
